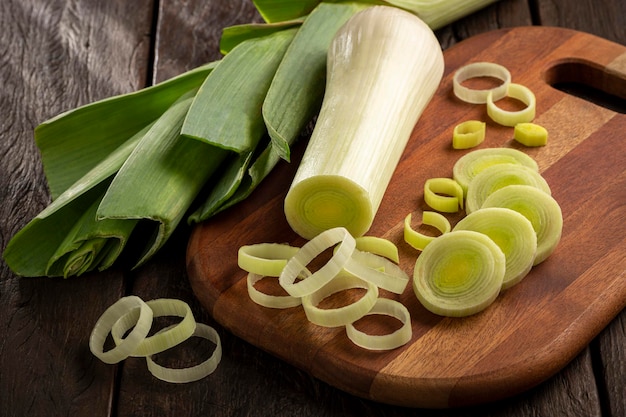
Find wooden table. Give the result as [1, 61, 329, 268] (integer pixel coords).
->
[1, 1, 624, 416]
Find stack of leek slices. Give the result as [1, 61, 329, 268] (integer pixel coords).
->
[89, 296, 222, 383]
[239, 228, 412, 351]
[408, 147, 563, 317]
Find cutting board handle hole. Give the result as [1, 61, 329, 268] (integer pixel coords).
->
[544, 59, 626, 114]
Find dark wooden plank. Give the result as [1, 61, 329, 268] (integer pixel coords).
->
[0, 0, 153, 416]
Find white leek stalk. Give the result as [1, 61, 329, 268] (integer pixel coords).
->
[284, 6, 444, 239]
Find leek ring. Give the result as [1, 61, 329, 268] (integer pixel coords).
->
[247, 272, 302, 309]
[453, 62, 511, 104]
[345, 298, 412, 351]
[487, 83, 536, 126]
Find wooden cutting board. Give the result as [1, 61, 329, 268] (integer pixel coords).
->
[187, 26, 626, 408]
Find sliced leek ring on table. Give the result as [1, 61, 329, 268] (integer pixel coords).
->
[344, 249, 410, 294]
[146, 323, 222, 384]
[354, 236, 399, 264]
[247, 272, 302, 309]
[110, 298, 196, 357]
[465, 163, 551, 214]
[89, 296, 153, 364]
[452, 62, 511, 104]
[452, 120, 486, 149]
[424, 177, 464, 213]
[238, 243, 300, 277]
[279, 227, 356, 297]
[404, 211, 451, 251]
[302, 272, 378, 327]
[413, 230, 505, 317]
[345, 298, 412, 351]
[487, 83, 536, 126]
[452, 147, 539, 196]
[482, 185, 563, 265]
[454, 207, 537, 289]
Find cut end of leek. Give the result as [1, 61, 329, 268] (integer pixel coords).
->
[284, 175, 373, 240]
[514, 122, 548, 147]
[413, 230, 505, 317]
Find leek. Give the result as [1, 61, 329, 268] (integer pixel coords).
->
[284, 6, 444, 239]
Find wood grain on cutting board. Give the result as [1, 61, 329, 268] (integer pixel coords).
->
[187, 26, 626, 408]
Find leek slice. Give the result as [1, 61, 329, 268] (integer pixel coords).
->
[452, 61, 511, 104]
[453, 120, 486, 149]
[452, 147, 539, 196]
[111, 298, 196, 357]
[146, 323, 222, 384]
[263, 2, 368, 161]
[344, 249, 410, 294]
[279, 227, 356, 297]
[355, 236, 399, 264]
[302, 272, 378, 327]
[247, 273, 303, 309]
[413, 230, 505, 317]
[465, 163, 551, 214]
[482, 185, 563, 265]
[404, 211, 451, 251]
[454, 207, 537, 289]
[284, 6, 444, 239]
[424, 177, 464, 212]
[238, 243, 300, 277]
[487, 83, 536, 126]
[89, 296, 154, 364]
[345, 298, 412, 351]
[514, 122, 548, 147]
[182, 28, 297, 153]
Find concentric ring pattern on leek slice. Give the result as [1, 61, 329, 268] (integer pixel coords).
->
[454, 207, 537, 289]
[465, 163, 551, 214]
[413, 230, 505, 317]
[452, 147, 539, 196]
[482, 184, 563, 265]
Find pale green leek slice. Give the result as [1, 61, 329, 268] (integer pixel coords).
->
[404, 211, 451, 251]
[146, 323, 222, 383]
[220, 19, 304, 54]
[452, 61, 511, 104]
[487, 83, 536, 126]
[413, 230, 505, 317]
[482, 185, 563, 265]
[344, 249, 410, 294]
[89, 296, 154, 364]
[465, 163, 551, 214]
[238, 243, 300, 277]
[247, 273, 303, 309]
[284, 6, 444, 239]
[279, 227, 356, 297]
[514, 122, 548, 147]
[111, 298, 196, 357]
[36, 62, 217, 199]
[454, 207, 537, 289]
[97, 92, 227, 268]
[453, 120, 486, 149]
[302, 272, 379, 327]
[452, 147, 539, 196]
[345, 298, 412, 351]
[263, 2, 369, 161]
[424, 178, 464, 212]
[182, 28, 297, 153]
[355, 236, 399, 264]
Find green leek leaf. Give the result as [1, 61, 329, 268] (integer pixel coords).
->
[181, 28, 298, 154]
[263, 1, 369, 162]
[252, 0, 322, 22]
[97, 91, 230, 267]
[220, 19, 304, 54]
[36, 62, 217, 199]
[2, 125, 150, 277]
